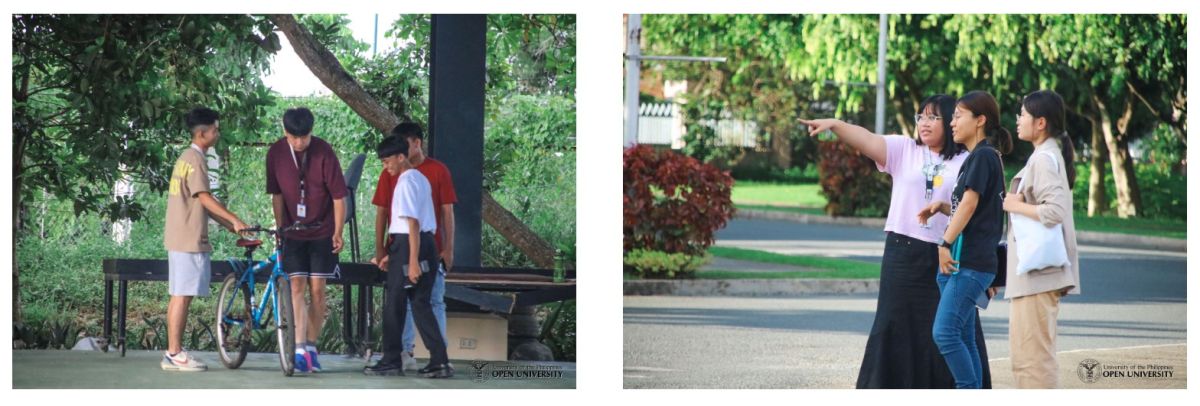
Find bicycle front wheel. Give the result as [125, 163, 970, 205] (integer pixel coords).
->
[274, 274, 296, 376]
[215, 273, 252, 369]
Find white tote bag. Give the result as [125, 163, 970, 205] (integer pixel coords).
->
[1011, 151, 1071, 275]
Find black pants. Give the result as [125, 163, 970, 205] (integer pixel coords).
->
[381, 232, 448, 366]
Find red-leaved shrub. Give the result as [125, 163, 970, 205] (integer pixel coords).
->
[624, 145, 735, 256]
[817, 141, 892, 217]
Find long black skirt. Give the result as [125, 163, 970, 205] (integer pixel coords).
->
[856, 232, 992, 389]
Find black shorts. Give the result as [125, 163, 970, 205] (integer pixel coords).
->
[281, 237, 340, 279]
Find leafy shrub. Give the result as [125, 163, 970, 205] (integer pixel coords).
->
[1072, 162, 1185, 220]
[538, 300, 575, 362]
[817, 140, 892, 217]
[481, 94, 576, 273]
[679, 98, 740, 164]
[623, 249, 710, 279]
[624, 145, 735, 256]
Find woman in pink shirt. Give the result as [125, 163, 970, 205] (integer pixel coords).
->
[800, 94, 990, 388]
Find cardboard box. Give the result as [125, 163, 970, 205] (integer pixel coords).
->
[413, 312, 508, 361]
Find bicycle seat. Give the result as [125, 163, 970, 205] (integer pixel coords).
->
[236, 238, 263, 248]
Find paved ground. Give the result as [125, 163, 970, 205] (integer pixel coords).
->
[624, 294, 1185, 389]
[625, 218, 1187, 389]
[12, 350, 576, 389]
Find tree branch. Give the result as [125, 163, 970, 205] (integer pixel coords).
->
[269, 14, 408, 132]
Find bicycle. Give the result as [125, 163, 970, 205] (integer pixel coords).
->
[214, 222, 319, 376]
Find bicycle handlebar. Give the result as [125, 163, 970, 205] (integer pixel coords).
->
[240, 221, 322, 235]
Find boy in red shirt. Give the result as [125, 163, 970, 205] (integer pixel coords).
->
[370, 122, 457, 370]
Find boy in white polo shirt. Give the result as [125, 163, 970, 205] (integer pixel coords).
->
[364, 136, 452, 378]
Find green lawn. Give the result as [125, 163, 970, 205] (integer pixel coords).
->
[736, 204, 827, 216]
[733, 181, 1185, 240]
[701, 246, 880, 279]
[1072, 216, 1186, 239]
[731, 180, 827, 208]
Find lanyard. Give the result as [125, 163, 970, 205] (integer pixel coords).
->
[922, 147, 943, 201]
[289, 147, 309, 200]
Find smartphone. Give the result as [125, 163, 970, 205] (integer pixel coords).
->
[399, 261, 431, 289]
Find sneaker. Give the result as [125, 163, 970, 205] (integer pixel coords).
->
[418, 363, 454, 379]
[294, 351, 311, 373]
[401, 351, 417, 371]
[161, 351, 207, 372]
[309, 350, 322, 372]
[363, 361, 405, 376]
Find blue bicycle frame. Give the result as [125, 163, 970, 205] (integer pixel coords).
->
[224, 249, 287, 330]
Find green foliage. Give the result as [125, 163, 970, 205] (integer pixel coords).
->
[730, 165, 820, 183]
[1072, 162, 1185, 220]
[678, 98, 739, 164]
[623, 249, 711, 279]
[486, 14, 577, 98]
[538, 300, 575, 362]
[642, 15, 815, 170]
[482, 95, 577, 268]
[12, 14, 279, 222]
[642, 14, 1186, 218]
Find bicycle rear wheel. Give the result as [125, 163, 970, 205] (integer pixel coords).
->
[274, 274, 296, 376]
[215, 273, 252, 369]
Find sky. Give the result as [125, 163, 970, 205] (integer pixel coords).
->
[262, 14, 401, 97]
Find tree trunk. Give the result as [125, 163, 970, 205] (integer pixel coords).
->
[13, 36, 31, 323]
[1094, 95, 1143, 218]
[270, 14, 556, 268]
[892, 99, 912, 137]
[12, 148, 24, 324]
[1086, 114, 1109, 217]
[13, 117, 29, 324]
[769, 125, 792, 170]
[482, 194, 554, 268]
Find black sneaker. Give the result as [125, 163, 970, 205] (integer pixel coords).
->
[364, 361, 405, 376]
[418, 363, 455, 379]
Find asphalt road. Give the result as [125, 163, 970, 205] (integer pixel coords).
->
[624, 219, 1186, 388]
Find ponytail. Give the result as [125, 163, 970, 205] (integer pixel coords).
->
[1058, 132, 1077, 188]
[990, 125, 1013, 156]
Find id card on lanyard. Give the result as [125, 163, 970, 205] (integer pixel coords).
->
[290, 147, 309, 218]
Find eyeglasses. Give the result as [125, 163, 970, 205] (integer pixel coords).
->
[914, 114, 942, 124]
[1015, 110, 1030, 122]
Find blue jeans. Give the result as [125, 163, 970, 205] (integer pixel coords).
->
[933, 268, 994, 389]
[404, 268, 447, 352]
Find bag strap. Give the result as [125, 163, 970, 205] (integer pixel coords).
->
[998, 150, 1007, 243]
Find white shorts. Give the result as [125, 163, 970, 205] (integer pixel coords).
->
[168, 251, 211, 297]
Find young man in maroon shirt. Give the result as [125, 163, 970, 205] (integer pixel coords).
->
[265, 107, 348, 373]
[370, 122, 457, 370]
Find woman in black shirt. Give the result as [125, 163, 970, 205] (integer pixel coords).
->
[917, 90, 1012, 388]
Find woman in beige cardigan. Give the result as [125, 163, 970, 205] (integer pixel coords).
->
[1002, 89, 1081, 388]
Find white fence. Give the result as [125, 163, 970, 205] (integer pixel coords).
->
[636, 102, 759, 149]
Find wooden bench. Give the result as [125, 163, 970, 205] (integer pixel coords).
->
[102, 258, 575, 356]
